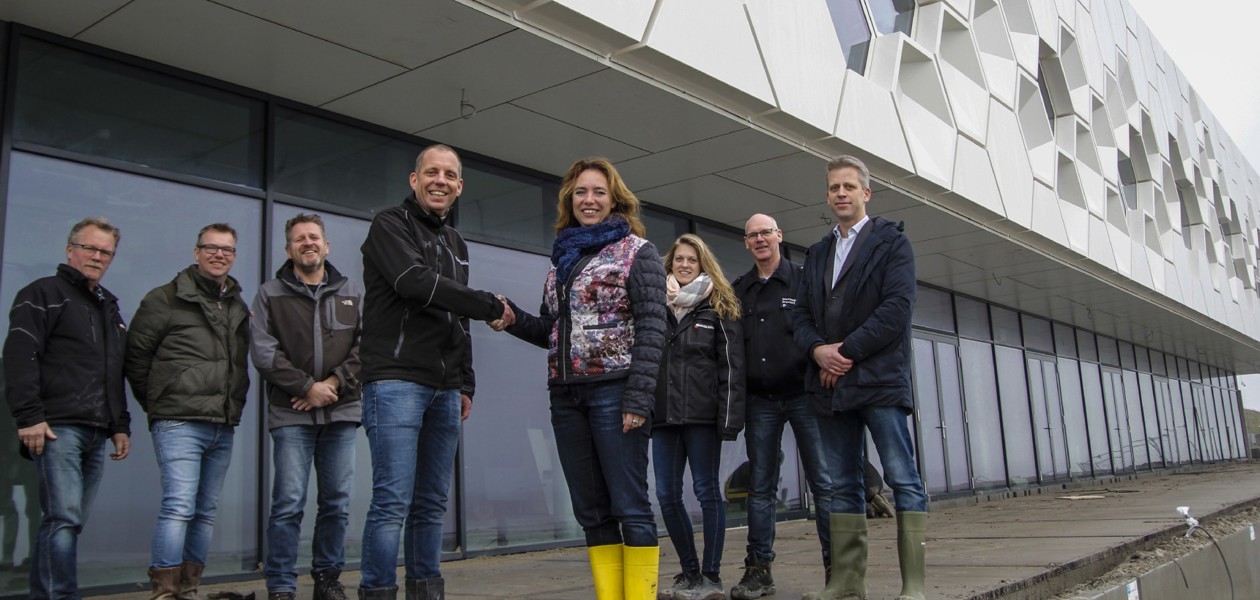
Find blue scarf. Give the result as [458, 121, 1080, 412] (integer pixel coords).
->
[552, 217, 631, 283]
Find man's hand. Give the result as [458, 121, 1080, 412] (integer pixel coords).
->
[110, 433, 130, 460]
[461, 393, 473, 421]
[813, 343, 854, 389]
[292, 380, 339, 411]
[488, 295, 516, 331]
[18, 422, 56, 456]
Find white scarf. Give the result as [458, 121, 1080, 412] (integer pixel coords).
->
[666, 272, 713, 321]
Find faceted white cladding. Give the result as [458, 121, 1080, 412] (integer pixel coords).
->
[619, 0, 775, 110]
[540, 0, 655, 43]
[987, 100, 1034, 229]
[745, 0, 847, 137]
[972, 0, 1018, 109]
[1000, 0, 1041, 74]
[514, 0, 655, 55]
[950, 135, 1004, 221]
[919, 3, 990, 144]
[834, 73, 915, 176]
[873, 35, 957, 190]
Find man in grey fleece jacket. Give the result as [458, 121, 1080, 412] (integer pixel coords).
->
[251, 213, 362, 600]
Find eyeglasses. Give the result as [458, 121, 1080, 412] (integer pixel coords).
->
[69, 243, 116, 259]
[196, 244, 237, 257]
[743, 228, 779, 240]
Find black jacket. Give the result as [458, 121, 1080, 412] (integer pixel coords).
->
[732, 259, 807, 400]
[3, 264, 130, 436]
[360, 195, 505, 396]
[792, 217, 916, 413]
[653, 301, 745, 439]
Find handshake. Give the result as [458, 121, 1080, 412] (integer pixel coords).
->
[488, 294, 515, 332]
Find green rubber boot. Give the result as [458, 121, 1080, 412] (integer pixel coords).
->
[801, 513, 867, 600]
[896, 511, 928, 600]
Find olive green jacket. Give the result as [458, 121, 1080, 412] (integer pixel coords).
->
[125, 266, 250, 425]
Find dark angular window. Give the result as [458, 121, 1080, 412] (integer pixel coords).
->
[827, 0, 873, 74]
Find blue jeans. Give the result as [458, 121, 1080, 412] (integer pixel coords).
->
[359, 381, 460, 589]
[817, 406, 928, 514]
[652, 424, 724, 576]
[743, 394, 833, 564]
[264, 422, 357, 592]
[550, 380, 656, 547]
[150, 420, 235, 568]
[30, 424, 108, 599]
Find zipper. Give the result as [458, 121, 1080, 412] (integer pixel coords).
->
[394, 308, 410, 358]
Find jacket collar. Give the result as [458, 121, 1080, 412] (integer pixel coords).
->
[403, 192, 450, 229]
[276, 259, 347, 294]
[56, 263, 118, 302]
[176, 264, 240, 302]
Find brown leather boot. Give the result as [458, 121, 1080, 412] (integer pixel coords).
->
[148, 566, 181, 600]
[177, 561, 205, 599]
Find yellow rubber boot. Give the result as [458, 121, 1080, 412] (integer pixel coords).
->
[622, 544, 659, 600]
[588, 543, 625, 600]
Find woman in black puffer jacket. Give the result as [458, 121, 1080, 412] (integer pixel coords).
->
[653, 233, 745, 600]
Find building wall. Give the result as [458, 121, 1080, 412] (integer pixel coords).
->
[0, 18, 1248, 599]
[475, 0, 1260, 348]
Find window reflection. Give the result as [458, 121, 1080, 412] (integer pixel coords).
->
[868, 0, 915, 36]
[826, 0, 873, 73]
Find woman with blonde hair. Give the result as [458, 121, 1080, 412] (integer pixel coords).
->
[653, 234, 745, 600]
[499, 157, 668, 599]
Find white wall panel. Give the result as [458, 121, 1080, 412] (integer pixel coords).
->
[745, 0, 846, 136]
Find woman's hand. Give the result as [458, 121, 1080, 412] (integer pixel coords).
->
[622, 412, 646, 433]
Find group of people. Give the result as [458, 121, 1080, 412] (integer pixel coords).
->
[3, 144, 930, 600]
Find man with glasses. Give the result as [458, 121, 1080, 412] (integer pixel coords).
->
[357, 145, 514, 600]
[126, 223, 250, 600]
[3, 217, 131, 599]
[728, 214, 833, 599]
[252, 213, 361, 600]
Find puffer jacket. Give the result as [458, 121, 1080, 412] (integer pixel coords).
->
[506, 234, 667, 419]
[792, 217, 916, 414]
[251, 260, 362, 430]
[653, 300, 745, 439]
[3, 264, 130, 436]
[125, 265, 250, 425]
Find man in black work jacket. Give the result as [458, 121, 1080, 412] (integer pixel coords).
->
[3, 217, 131, 599]
[728, 213, 833, 599]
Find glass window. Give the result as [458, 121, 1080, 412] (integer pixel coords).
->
[695, 222, 754, 280]
[1118, 342, 1136, 370]
[996, 345, 1035, 485]
[273, 108, 421, 214]
[960, 340, 1004, 488]
[459, 162, 559, 255]
[826, 0, 873, 73]
[868, 0, 915, 36]
[936, 341, 969, 491]
[1122, 370, 1148, 469]
[1150, 350, 1167, 375]
[991, 306, 1021, 346]
[913, 285, 954, 332]
[1134, 345, 1150, 372]
[1080, 362, 1111, 474]
[1097, 336, 1119, 366]
[14, 38, 264, 187]
[912, 338, 947, 494]
[1137, 374, 1163, 468]
[642, 208, 689, 262]
[1058, 357, 1090, 477]
[1077, 330, 1098, 362]
[1021, 315, 1053, 353]
[1053, 323, 1077, 358]
[1, 152, 263, 592]
[954, 295, 990, 341]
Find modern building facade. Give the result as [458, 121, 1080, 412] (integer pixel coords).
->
[0, 0, 1253, 596]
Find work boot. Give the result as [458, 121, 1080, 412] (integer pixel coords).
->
[405, 577, 444, 600]
[148, 566, 181, 600]
[267, 593, 296, 600]
[694, 573, 724, 600]
[357, 586, 398, 599]
[623, 545, 659, 600]
[314, 569, 349, 600]
[896, 511, 928, 600]
[658, 570, 700, 600]
[730, 555, 774, 599]
[177, 561, 204, 600]
[589, 544, 625, 600]
[802, 513, 868, 600]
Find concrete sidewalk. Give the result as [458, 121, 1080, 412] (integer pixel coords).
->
[98, 461, 1260, 599]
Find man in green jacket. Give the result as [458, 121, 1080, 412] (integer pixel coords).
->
[125, 223, 250, 600]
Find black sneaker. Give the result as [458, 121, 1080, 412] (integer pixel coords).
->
[268, 592, 296, 600]
[729, 559, 774, 599]
[313, 569, 349, 600]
